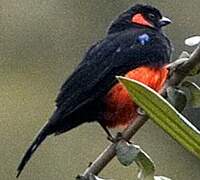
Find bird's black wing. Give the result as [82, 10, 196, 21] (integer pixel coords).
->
[55, 29, 171, 117]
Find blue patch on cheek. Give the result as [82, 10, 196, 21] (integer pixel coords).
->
[137, 33, 150, 45]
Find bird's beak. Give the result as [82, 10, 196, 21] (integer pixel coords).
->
[159, 16, 172, 27]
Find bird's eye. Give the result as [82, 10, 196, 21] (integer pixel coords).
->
[148, 13, 156, 20]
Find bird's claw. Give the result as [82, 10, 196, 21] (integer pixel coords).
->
[107, 132, 129, 143]
[137, 107, 145, 116]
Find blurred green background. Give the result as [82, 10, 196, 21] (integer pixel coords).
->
[0, 0, 200, 179]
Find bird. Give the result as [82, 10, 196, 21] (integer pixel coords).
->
[17, 4, 172, 177]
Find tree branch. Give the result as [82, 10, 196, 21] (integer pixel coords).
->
[78, 45, 200, 180]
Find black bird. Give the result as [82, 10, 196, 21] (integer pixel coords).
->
[17, 4, 172, 177]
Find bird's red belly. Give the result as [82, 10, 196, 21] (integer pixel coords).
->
[103, 66, 168, 128]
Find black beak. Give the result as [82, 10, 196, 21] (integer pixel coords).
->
[159, 16, 172, 27]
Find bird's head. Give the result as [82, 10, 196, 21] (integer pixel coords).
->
[107, 4, 171, 34]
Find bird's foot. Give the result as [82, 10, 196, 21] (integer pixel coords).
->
[88, 162, 93, 167]
[107, 132, 131, 144]
[137, 107, 145, 116]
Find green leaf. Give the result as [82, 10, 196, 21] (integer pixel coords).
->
[136, 148, 155, 180]
[185, 36, 200, 47]
[116, 140, 140, 166]
[115, 140, 155, 180]
[117, 76, 200, 159]
[188, 64, 200, 76]
[166, 87, 187, 112]
[182, 81, 200, 108]
[116, 141, 171, 180]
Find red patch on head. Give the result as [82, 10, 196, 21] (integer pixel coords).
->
[131, 13, 153, 27]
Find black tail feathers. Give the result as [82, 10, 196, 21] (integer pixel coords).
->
[16, 123, 50, 178]
[16, 109, 82, 178]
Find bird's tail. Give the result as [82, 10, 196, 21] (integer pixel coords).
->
[16, 122, 52, 178]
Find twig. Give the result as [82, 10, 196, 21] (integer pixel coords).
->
[167, 45, 200, 87]
[78, 45, 200, 180]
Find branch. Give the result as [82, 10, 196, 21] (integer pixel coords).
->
[78, 45, 200, 180]
[167, 46, 200, 87]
